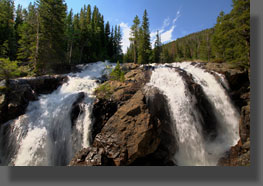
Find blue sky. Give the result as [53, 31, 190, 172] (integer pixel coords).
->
[14, 0, 233, 53]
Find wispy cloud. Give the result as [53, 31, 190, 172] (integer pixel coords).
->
[173, 10, 181, 24]
[120, 22, 131, 54]
[151, 8, 182, 47]
[162, 17, 170, 29]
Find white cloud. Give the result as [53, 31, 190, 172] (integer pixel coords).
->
[161, 25, 175, 43]
[120, 22, 131, 54]
[151, 9, 181, 47]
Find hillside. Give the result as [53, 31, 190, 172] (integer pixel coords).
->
[161, 28, 214, 63]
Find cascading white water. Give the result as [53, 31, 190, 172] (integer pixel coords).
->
[147, 62, 240, 166]
[0, 62, 113, 166]
[0, 61, 240, 166]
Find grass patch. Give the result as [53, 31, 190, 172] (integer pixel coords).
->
[95, 83, 114, 100]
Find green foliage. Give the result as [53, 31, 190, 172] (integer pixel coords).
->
[110, 61, 125, 82]
[95, 82, 114, 100]
[0, 1, 123, 75]
[153, 30, 162, 63]
[0, 0, 16, 60]
[161, 28, 214, 63]
[0, 58, 21, 80]
[125, 10, 152, 64]
[212, 0, 250, 70]
[160, 0, 250, 69]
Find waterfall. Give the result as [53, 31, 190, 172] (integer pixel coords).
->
[0, 61, 240, 166]
[0, 62, 113, 166]
[147, 62, 240, 166]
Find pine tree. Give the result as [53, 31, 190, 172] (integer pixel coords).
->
[17, 3, 38, 62]
[129, 15, 140, 63]
[0, 0, 16, 60]
[138, 10, 151, 64]
[105, 21, 111, 59]
[153, 30, 162, 63]
[36, 0, 67, 73]
[65, 9, 74, 64]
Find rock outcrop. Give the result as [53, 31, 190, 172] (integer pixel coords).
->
[0, 75, 68, 126]
[70, 64, 176, 166]
[70, 62, 250, 166]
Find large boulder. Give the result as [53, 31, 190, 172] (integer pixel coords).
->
[0, 82, 37, 125]
[93, 90, 162, 166]
[91, 67, 151, 141]
[70, 87, 175, 166]
[8, 75, 68, 95]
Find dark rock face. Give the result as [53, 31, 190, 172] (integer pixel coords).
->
[239, 104, 250, 144]
[9, 75, 68, 95]
[70, 92, 85, 127]
[131, 88, 176, 166]
[91, 99, 118, 140]
[177, 68, 218, 141]
[93, 90, 162, 166]
[69, 147, 114, 166]
[0, 75, 68, 126]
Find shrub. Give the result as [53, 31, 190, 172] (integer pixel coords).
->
[95, 83, 114, 99]
[110, 61, 125, 82]
[0, 58, 21, 81]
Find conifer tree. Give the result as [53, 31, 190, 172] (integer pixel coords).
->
[153, 30, 162, 63]
[17, 3, 38, 62]
[138, 10, 151, 64]
[36, 0, 67, 73]
[129, 15, 140, 63]
[0, 0, 16, 60]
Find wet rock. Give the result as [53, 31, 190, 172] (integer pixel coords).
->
[9, 75, 68, 95]
[203, 63, 250, 111]
[69, 147, 114, 166]
[218, 103, 250, 166]
[91, 99, 118, 140]
[239, 103, 250, 144]
[0, 82, 37, 125]
[177, 68, 218, 140]
[131, 87, 176, 166]
[0, 75, 68, 126]
[70, 92, 85, 127]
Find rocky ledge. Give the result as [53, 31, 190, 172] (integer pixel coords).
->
[70, 62, 250, 166]
[70, 64, 176, 166]
[0, 75, 68, 126]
